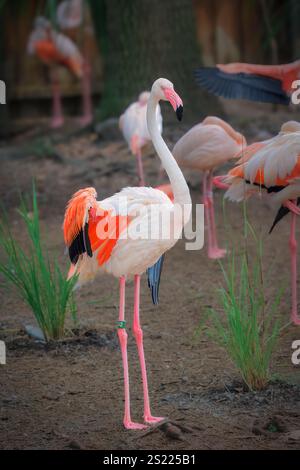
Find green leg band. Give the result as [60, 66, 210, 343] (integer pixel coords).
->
[117, 320, 126, 329]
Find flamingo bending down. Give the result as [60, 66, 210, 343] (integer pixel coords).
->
[27, 17, 92, 128]
[222, 121, 300, 325]
[173, 116, 246, 259]
[119, 92, 163, 186]
[195, 60, 300, 105]
[63, 78, 191, 429]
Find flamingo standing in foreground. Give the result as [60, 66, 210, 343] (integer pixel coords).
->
[119, 92, 163, 186]
[63, 78, 191, 429]
[173, 116, 246, 259]
[220, 121, 300, 325]
[195, 60, 300, 105]
[27, 16, 92, 128]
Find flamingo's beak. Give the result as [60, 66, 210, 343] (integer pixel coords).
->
[163, 87, 183, 121]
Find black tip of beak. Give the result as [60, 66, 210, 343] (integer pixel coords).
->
[176, 105, 183, 121]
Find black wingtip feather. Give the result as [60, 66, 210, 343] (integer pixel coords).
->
[269, 205, 289, 234]
[147, 255, 165, 305]
[269, 198, 300, 234]
[194, 67, 290, 105]
[69, 222, 92, 264]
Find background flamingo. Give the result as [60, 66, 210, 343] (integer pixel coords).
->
[119, 91, 163, 186]
[57, 0, 83, 29]
[222, 121, 300, 325]
[27, 16, 92, 128]
[57, 0, 93, 127]
[195, 60, 300, 105]
[63, 78, 191, 429]
[173, 116, 246, 259]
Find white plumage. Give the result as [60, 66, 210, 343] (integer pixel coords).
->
[120, 93, 163, 151]
[245, 131, 300, 186]
[74, 186, 180, 285]
[173, 117, 245, 172]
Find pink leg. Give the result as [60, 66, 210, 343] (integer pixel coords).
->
[289, 211, 300, 325]
[133, 275, 164, 424]
[79, 60, 93, 127]
[284, 200, 300, 216]
[136, 149, 145, 186]
[50, 71, 64, 128]
[207, 171, 226, 259]
[203, 172, 214, 257]
[117, 277, 147, 430]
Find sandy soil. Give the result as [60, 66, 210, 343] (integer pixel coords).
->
[1, 104, 300, 450]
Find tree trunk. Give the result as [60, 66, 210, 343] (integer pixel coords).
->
[89, 0, 222, 122]
[289, 0, 300, 61]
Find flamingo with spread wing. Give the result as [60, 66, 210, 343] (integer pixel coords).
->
[195, 60, 300, 105]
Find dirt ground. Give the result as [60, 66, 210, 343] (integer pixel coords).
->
[1, 102, 300, 450]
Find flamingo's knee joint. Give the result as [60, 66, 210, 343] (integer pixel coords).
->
[133, 326, 143, 341]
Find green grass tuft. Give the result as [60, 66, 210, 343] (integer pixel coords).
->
[0, 186, 77, 341]
[198, 216, 285, 391]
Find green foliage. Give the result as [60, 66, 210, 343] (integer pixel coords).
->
[198, 221, 284, 391]
[45, 0, 58, 29]
[0, 186, 77, 341]
[26, 137, 56, 159]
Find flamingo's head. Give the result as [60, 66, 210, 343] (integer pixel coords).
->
[151, 78, 183, 121]
[34, 16, 51, 31]
[138, 91, 150, 106]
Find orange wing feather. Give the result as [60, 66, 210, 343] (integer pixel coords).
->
[63, 187, 131, 269]
[63, 187, 97, 247]
[35, 39, 82, 77]
[88, 212, 131, 266]
[229, 152, 300, 187]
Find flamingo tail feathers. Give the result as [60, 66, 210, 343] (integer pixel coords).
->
[147, 255, 165, 305]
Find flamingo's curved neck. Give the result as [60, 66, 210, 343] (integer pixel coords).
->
[147, 95, 191, 209]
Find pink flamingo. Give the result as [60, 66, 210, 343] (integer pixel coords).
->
[221, 121, 300, 325]
[173, 116, 246, 259]
[63, 78, 191, 429]
[195, 60, 300, 105]
[27, 16, 92, 128]
[119, 91, 163, 186]
[56, 0, 93, 127]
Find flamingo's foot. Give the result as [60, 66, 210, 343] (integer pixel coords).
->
[213, 176, 229, 190]
[124, 420, 148, 430]
[291, 315, 300, 326]
[208, 247, 227, 260]
[51, 117, 64, 129]
[78, 114, 93, 127]
[144, 415, 165, 425]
